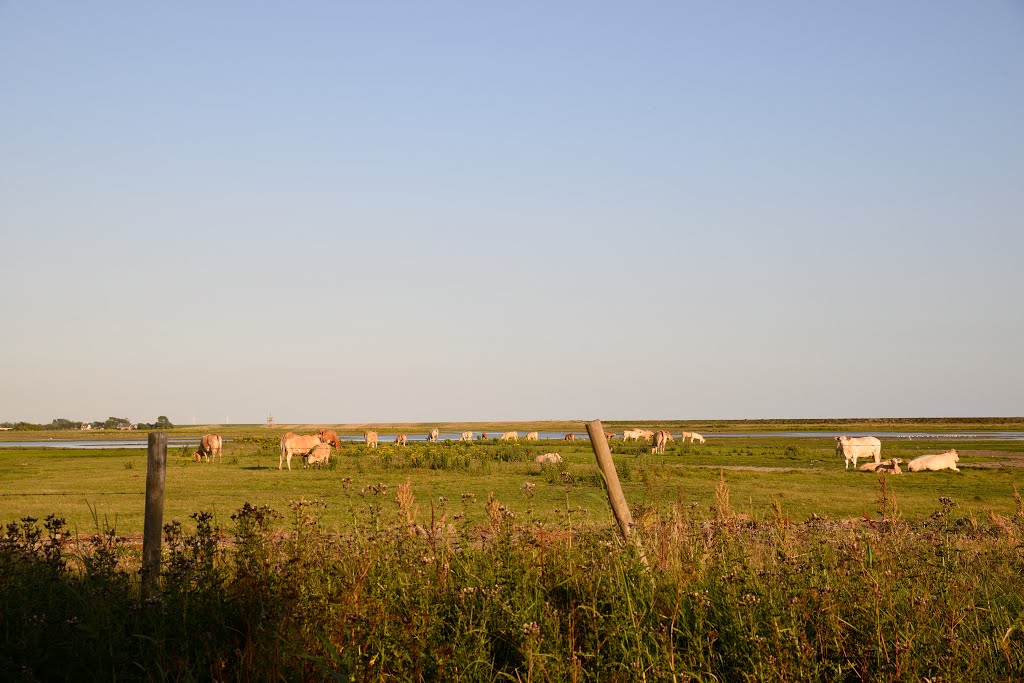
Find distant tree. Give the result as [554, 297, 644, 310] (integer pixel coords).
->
[46, 418, 80, 430]
[103, 417, 131, 430]
[14, 422, 44, 431]
[154, 416, 174, 429]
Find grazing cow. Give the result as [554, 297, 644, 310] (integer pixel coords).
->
[874, 458, 903, 474]
[428, 428, 440, 443]
[835, 436, 882, 470]
[690, 432, 706, 444]
[318, 429, 343, 449]
[480, 433, 489, 440]
[304, 442, 332, 468]
[460, 431, 473, 442]
[604, 431, 615, 440]
[395, 434, 407, 446]
[525, 432, 539, 441]
[907, 450, 960, 473]
[500, 431, 519, 441]
[681, 431, 693, 442]
[622, 429, 641, 441]
[564, 433, 576, 442]
[638, 429, 654, 440]
[651, 430, 674, 455]
[364, 431, 379, 448]
[193, 433, 223, 464]
[534, 452, 562, 464]
[279, 432, 323, 470]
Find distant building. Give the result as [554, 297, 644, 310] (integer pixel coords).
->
[80, 423, 92, 430]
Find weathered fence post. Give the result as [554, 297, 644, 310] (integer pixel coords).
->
[585, 419, 648, 567]
[141, 431, 167, 597]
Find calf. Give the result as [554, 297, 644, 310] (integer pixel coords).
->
[304, 442, 332, 468]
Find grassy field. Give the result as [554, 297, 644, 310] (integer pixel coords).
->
[3, 425, 1024, 680]
[2, 429, 1022, 536]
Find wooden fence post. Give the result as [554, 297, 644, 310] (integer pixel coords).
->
[142, 431, 167, 597]
[585, 419, 648, 566]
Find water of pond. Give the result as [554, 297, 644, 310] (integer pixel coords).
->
[3, 430, 1024, 449]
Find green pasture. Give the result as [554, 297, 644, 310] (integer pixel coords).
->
[2, 434, 1021, 535]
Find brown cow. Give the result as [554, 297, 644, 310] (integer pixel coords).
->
[651, 430, 674, 455]
[395, 433, 408, 446]
[304, 442, 332, 468]
[193, 433, 223, 463]
[564, 433, 576, 442]
[604, 431, 615, 440]
[318, 429, 343, 449]
[279, 432, 323, 470]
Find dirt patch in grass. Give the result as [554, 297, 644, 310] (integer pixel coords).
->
[690, 465, 813, 473]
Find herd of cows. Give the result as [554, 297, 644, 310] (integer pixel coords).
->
[189, 429, 961, 475]
[834, 435, 961, 474]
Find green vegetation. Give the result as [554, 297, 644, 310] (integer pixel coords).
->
[0, 415, 173, 431]
[1, 434, 1022, 533]
[3, 480, 1023, 680]
[2, 428, 1023, 679]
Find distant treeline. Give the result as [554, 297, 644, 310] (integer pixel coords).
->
[0, 416, 174, 431]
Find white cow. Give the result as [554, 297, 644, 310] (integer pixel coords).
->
[907, 450, 960, 473]
[637, 429, 654, 440]
[525, 432, 539, 441]
[460, 431, 473, 441]
[500, 431, 519, 441]
[690, 432, 706, 444]
[428, 428, 440, 443]
[534, 452, 562, 464]
[364, 431, 379, 448]
[835, 436, 882, 470]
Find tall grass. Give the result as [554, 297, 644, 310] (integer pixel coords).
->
[2, 480, 1023, 681]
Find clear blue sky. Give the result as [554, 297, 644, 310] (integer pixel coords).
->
[2, 2, 1022, 424]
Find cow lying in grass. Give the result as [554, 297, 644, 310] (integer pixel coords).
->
[907, 450, 960, 473]
[534, 453, 562, 464]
